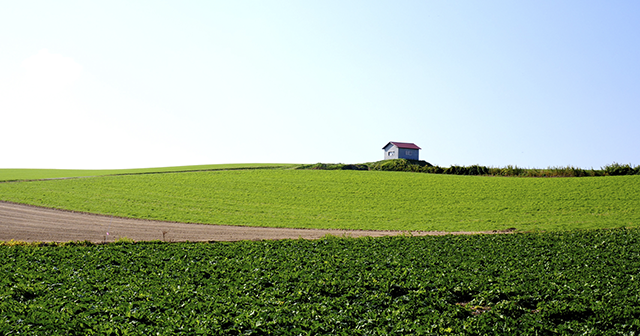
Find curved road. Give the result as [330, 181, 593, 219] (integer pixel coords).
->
[0, 201, 497, 243]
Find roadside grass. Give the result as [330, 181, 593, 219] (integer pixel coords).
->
[0, 163, 297, 182]
[0, 169, 638, 232]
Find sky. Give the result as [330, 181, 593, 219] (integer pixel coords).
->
[1, 1, 639, 169]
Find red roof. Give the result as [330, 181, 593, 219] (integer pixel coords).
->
[383, 142, 421, 150]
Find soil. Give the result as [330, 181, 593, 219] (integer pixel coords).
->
[0, 201, 502, 243]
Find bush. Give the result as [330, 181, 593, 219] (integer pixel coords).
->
[115, 237, 135, 244]
[500, 165, 526, 177]
[341, 164, 369, 171]
[368, 159, 431, 172]
[603, 163, 637, 176]
[423, 165, 445, 174]
[296, 163, 369, 171]
[299, 161, 637, 178]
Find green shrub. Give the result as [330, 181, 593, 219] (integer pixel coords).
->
[500, 165, 526, 176]
[340, 164, 369, 171]
[296, 163, 368, 171]
[299, 161, 638, 178]
[368, 159, 431, 172]
[467, 165, 489, 175]
[114, 237, 135, 244]
[603, 163, 637, 176]
[423, 165, 445, 174]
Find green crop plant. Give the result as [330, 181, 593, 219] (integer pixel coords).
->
[1, 229, 639, 334]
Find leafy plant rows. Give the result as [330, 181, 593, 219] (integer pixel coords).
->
[2, 229, 640, 335]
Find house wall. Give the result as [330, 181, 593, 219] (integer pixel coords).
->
[397, 148, 419, 160]
[383, 144, 399, 160]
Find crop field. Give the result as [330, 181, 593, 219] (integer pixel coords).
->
[2, 228, 639, 335]
[0, 169, 638, 232]
[0, 163, 296, 182]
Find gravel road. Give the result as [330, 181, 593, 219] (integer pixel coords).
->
[0, 201, 499, 243]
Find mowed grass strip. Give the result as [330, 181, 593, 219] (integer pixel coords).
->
[0, 169, 638, 231]
[0, 163, 297, 182]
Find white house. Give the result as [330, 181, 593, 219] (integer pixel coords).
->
[382, 142, 421, 160]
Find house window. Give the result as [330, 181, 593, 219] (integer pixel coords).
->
[406, 150, 412, 156]
[388, 151, 395, 156]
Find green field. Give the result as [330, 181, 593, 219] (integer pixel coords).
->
[0, 163, 297, 182]
[3, 166, 639, 334]
[2, 229, 639, 335]
[1, 169, 638, 231]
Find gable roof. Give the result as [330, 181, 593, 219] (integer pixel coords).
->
[383, 142, 421, 150]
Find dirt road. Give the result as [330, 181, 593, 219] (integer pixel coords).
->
[0, 201, 499, 243]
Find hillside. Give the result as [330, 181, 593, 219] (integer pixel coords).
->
[0, 163, 297, 182]
[1, 168, 638, 232]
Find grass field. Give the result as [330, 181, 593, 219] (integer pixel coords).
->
[2, 229, 639, 334]
[1, 169, 638, 232]
[0, 163, 297, 182]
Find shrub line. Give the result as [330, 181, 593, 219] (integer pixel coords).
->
[298, 159, 640, 177]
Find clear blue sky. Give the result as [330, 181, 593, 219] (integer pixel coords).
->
[1, 1, 639, 169]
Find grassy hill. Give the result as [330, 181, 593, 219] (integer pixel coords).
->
[0, 163, 297, 182]
[1, 167, 638, 232]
